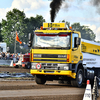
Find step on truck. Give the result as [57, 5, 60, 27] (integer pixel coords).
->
[28, 22, 100, 87]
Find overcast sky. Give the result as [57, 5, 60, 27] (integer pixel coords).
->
[0, 0, 100, 41]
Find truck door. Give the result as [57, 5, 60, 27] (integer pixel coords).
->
[71, 33, 81, 64]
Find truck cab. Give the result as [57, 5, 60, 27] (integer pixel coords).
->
[29, 23, 84, 87]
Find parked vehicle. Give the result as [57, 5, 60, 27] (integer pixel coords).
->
[13, 53, 31, 69]
[0, 42, 7, 52]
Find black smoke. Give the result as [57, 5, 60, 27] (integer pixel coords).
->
[91, 0, 100, 6]
[50, 0, 63, 22]
[50, 0, 100, 22]
[90, 0, 100, 14]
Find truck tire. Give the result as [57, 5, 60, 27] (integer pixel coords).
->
[71, 69, 83, 87]
[26, 62, 31, 69]
[35, 75, 46, 84]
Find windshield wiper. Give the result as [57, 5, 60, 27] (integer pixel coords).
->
[34, 44, 49, 49]
[35, 44, 42, 47]
[51, 45, 70, 49]
[34, 44, 69, 49]
[50, 45, 62, 47]
[50, 45, 64, 49]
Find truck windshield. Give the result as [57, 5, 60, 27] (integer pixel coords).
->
[33, 32, 71, 49]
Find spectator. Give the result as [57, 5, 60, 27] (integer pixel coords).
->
[6, 52, 10, 59]
[12, 53, 15, 58]
[0, 53, 2, 59]
[1, 52, 5, 59]
[16, 53, 19, 61]
[9, 53, 13, 60]
[12, 53, 19, 63]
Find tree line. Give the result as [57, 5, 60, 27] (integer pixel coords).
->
[0, 8, 96, 53]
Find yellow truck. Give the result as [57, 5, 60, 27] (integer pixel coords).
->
[28, 23, 100, 87]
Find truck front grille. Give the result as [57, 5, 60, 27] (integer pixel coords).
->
[42, 54, 58, 58]
[33, 54, 67, 62]
[33, 59, 66, 62]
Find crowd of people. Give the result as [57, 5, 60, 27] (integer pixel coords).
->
[0, 52, 19, 62]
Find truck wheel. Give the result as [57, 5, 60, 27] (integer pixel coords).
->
[35, 75, 46, 84]
[26, 62, 31, 69]
[71, 69, 83, 87]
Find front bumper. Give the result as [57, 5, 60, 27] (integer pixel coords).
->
[30, 69, 76, 79]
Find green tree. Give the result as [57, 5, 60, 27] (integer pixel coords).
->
[24, 15, 45, 44]
[66, 21, 70, 29]
[1, 8, 45, 53]
[61, 21, 95, 41]
[25, 15, 45, 33]
[71, 23, 96, 41]
[1, 8, 27, 53]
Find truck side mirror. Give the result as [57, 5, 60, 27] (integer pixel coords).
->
[28, 33, 33, 47]
[74, 37, 81, 47]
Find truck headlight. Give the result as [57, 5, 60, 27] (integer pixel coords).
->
[32, 65, 36, 69]
[58, 64, 69, 70]
[64, 66, 69, 70]
[31, 63, 36, 69]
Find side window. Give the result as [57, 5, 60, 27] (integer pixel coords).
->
[72, 33, 78, 48]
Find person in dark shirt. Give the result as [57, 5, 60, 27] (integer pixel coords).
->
[2, 52, 5, 58]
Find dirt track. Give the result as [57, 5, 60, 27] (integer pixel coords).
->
[0, 80, 85, 100]
[0, 66, 100, 100]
